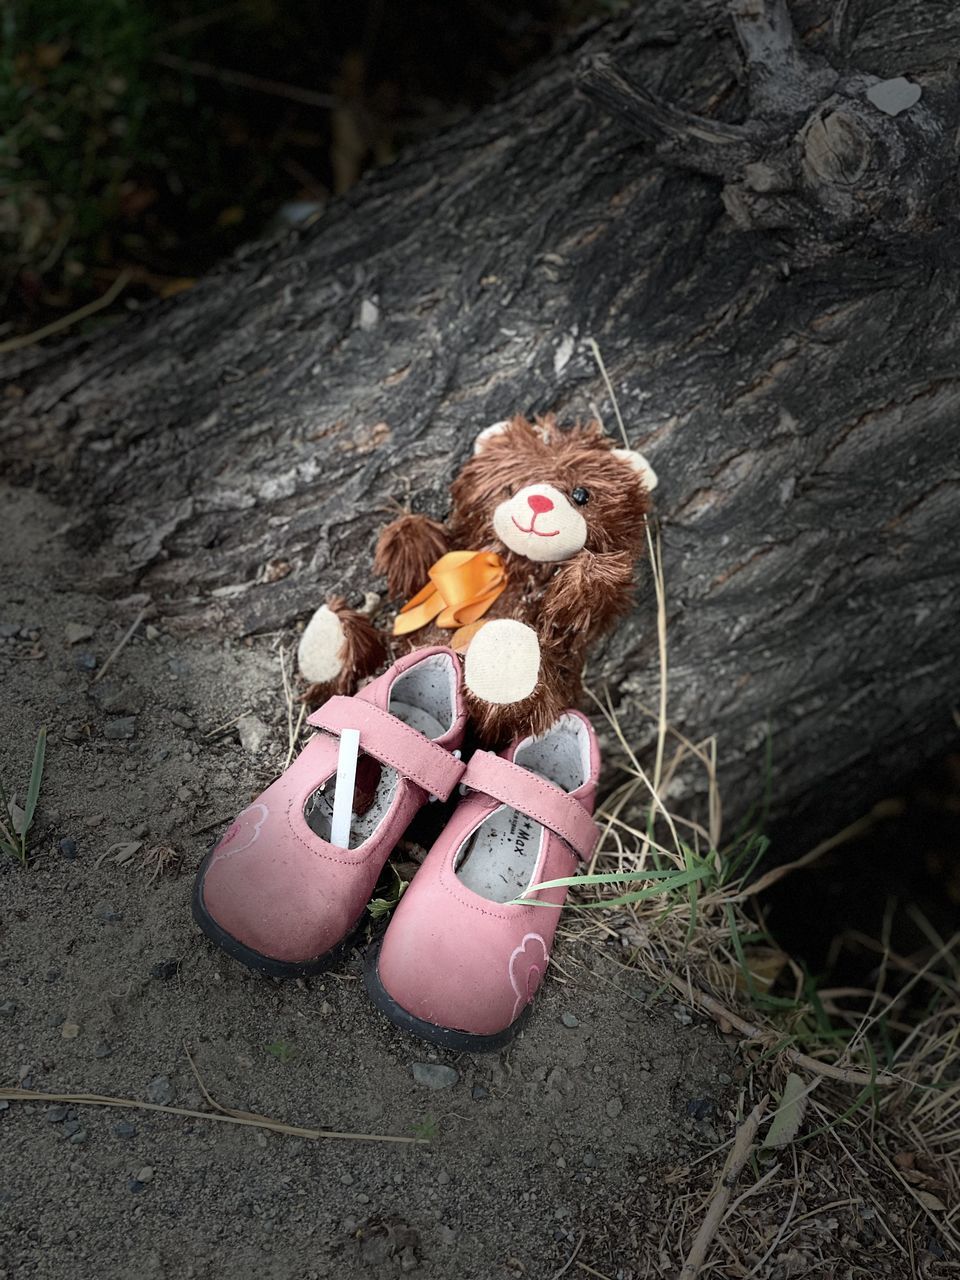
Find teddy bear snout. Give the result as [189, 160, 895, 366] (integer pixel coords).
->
[527, 493, 554, 515]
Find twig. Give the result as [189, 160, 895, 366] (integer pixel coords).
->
[575, 1262, 614, 1280]
[155, 1, 246, 43]
[203, 709, 253, 739]
[285, 702, 306, 770]
[91, 606, 147, 685]
[0, 271, 131, 355]
[680, 1099, 767, 1278]
[279, 644, 306, 769]
[665, 973, 899, 1088]
[0, 1082, 425, 1147]
[587, 338, 631, 449]
[155, 52, 337, 110]
[551, 1232, 586, 1280]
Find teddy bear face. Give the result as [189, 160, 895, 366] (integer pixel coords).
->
[492, 481, 588, 562]
[450, 415, 656, 564]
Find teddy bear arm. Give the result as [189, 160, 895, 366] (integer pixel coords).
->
[299, 596, 390, 707]
[373, 514, 450, 600]
[541, 550, 636, 639]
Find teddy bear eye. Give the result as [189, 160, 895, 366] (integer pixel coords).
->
[571, 487, 590, 506]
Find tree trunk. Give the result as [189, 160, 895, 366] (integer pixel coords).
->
[3, 0, 959, 849]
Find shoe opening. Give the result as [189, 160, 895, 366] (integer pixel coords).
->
[513, 712, 591, 793]
[387, 652, 457, 740]
[302, 652, 459, 849]
[455, 714, 591, 904]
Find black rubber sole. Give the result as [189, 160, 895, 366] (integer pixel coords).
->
[363, 936, 530, 1053]
[192, 854, 364, 979]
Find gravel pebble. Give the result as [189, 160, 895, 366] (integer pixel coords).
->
[64, 623, 94, 645]
[170, 711, 195, 730]
[74, 652, 97, 671]
[113, 1122, 137, 1138]
[605, 1097, 624, 1119]
[686, 1097, 714, 1121]
[58, 837, 78, 860]
[411, 1062, 459, 1090]
[237, 714, 269, 755]
[0, 1001, 16, 1020]
[127, 1179, 145, 1195]
[560, 1012, 580, 1028]
[45, 1106, 69, 1124]
[136, 1166, 154, 1183]
[93, 901, 122, 924]
[145, 1075, 174, 1106]
[94, 1041, 112, 1059]
[61, 1022, 80, 1040]
[104, 716, 137, 740]
[150, 960, 179, 981]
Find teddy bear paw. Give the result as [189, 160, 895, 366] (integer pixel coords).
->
[297, 604, 347, 685]
[464, 618, 540, 705]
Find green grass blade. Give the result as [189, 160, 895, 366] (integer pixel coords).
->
[514, 866, 709, 908]
[526, 866, 708, 892]
[725, 901, 759, 1001]
[19, 726, 46, 860]
[0, 764, 23, 863]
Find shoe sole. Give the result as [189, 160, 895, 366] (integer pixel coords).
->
[363, 936, 531, 1053]
[192, 854, 365, 979]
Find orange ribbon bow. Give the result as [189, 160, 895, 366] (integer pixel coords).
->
[393, 550, 506, 647]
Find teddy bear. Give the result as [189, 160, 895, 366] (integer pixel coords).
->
[297, 413, 657, 744]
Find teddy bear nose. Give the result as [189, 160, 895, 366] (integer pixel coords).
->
[527, 493, 554, 515]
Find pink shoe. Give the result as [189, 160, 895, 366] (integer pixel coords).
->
[364, 711, 601, 1050]
[193, 647, 467, 976]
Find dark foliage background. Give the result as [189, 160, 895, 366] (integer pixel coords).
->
[1, 0, 623, 332]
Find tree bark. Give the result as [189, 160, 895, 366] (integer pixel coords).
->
[3, 0, 959, 850]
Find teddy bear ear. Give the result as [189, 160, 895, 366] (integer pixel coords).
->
[612, 447, 659, 492]
[473, 420, 511, 455]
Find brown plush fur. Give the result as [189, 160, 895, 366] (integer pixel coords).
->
[304, 415, 652, 745]
[372, 513, 450, 600]
[301, 596, 389, 706]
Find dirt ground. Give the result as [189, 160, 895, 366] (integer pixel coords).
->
[0, 483, 737, 1280]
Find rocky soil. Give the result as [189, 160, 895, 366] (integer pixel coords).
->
[1, 483, 736, 1280]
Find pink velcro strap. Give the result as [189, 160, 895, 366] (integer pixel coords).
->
[461, 750, 600, 863]
[308, 696, 465, 801]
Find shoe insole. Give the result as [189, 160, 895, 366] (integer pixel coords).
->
[389, 699, 446, 740]
[454, 714, 590, 903]
[455, 805, 545, 904]
[305, 756, 397, 848]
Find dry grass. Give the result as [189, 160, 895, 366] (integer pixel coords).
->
[556, 523, 959, 1276]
